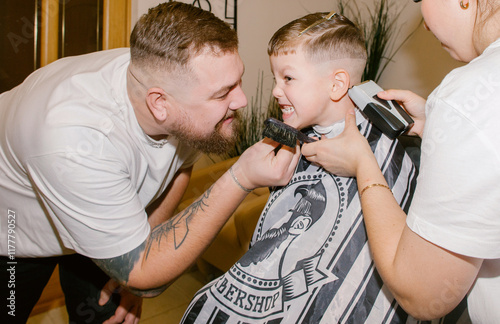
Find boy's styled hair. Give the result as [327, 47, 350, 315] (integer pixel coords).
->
[130, 2, 238, 73]
[268, 12, 367, 77]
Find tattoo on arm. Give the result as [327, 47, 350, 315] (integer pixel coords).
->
[145, 187, 211, 259]
[93, 241, 169, 297]
[91, 187, 212, 296]
[92, 240, 146, 285]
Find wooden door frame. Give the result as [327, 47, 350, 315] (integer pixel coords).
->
[39, 0, 131, 67]
[103, 0, 131, 50]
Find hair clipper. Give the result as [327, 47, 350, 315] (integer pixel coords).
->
[348, 80, 413, 139]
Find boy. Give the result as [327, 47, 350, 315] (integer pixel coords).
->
[181, 12, 466, 323]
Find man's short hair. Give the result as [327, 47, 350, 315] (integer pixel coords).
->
[130, 1, 238, 73]
[268, 12, 367, 65]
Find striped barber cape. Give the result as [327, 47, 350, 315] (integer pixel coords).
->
[181, 113, 469, 324]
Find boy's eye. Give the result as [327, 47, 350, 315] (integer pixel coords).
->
[284, 76, 293, 82]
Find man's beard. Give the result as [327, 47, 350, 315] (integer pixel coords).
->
[169, 110, 242, 155]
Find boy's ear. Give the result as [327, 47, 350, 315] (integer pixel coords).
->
[329, 69, 350, 101]
[145, 88, 169, 122]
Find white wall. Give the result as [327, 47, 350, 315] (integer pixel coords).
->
[131, 0, 463, 104]
[131, 0, 162, 24]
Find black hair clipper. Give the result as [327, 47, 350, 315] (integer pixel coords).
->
[348, 80, 414, 139]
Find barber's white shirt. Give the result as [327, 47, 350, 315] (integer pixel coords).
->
[0, 48, 199, 259]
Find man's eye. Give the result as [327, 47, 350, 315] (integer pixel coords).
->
[217, 93, 229, 100]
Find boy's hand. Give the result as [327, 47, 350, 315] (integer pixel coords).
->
[377, 89, 427, 138]
[231, 138, 300, 190]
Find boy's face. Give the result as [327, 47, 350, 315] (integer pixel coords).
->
[270, 49, 341, 130]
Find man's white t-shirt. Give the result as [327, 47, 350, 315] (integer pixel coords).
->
[407, 39, 500, 322]
[0, 48, 199, 259]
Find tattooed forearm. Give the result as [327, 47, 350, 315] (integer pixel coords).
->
[92, 241, 170, 296]
[89, 188, 213, 296]
[145, 187, 212, 259]
[92, 240, 146, 284]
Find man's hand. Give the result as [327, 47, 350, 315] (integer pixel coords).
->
[99, 279, 143, 324]
[231, 138, 301, 190]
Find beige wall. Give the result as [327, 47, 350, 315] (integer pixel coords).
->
[131, 0, 463, 103]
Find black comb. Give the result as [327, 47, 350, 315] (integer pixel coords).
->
[262, 118, 316, 147]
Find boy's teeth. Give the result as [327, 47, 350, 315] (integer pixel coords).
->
[281, 106, 295, 113]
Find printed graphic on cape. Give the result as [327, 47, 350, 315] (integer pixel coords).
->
[209, 167, 344, 320]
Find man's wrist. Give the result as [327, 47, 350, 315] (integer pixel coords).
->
[229, 166, 252, 193]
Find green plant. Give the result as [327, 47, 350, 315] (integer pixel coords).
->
[338, 0, 422, 82]
[219, 71, 282, 159]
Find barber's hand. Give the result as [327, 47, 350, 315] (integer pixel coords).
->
[301, 109, 376, 178]
[377, 89, 426, 138]
[231, 138, 301, 190]
[99, 279, 142, 324]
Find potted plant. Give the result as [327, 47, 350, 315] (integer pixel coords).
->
[339, 0, 421, 82]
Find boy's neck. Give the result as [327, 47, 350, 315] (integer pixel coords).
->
[313, 108, 362, 138]
[315, 93, 356, 128]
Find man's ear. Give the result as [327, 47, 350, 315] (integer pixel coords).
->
[145, 88, 168, 122]
[329, 69, 350, 101]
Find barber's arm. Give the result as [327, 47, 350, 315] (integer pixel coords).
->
[96, 166, 193, 324]
[93, 140, 300, 297]
[146, 166, 193, 228]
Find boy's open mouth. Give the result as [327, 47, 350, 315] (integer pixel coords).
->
[280, 105, 295, 114]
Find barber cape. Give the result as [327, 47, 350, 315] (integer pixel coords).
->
[181, 113, 469, 324]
